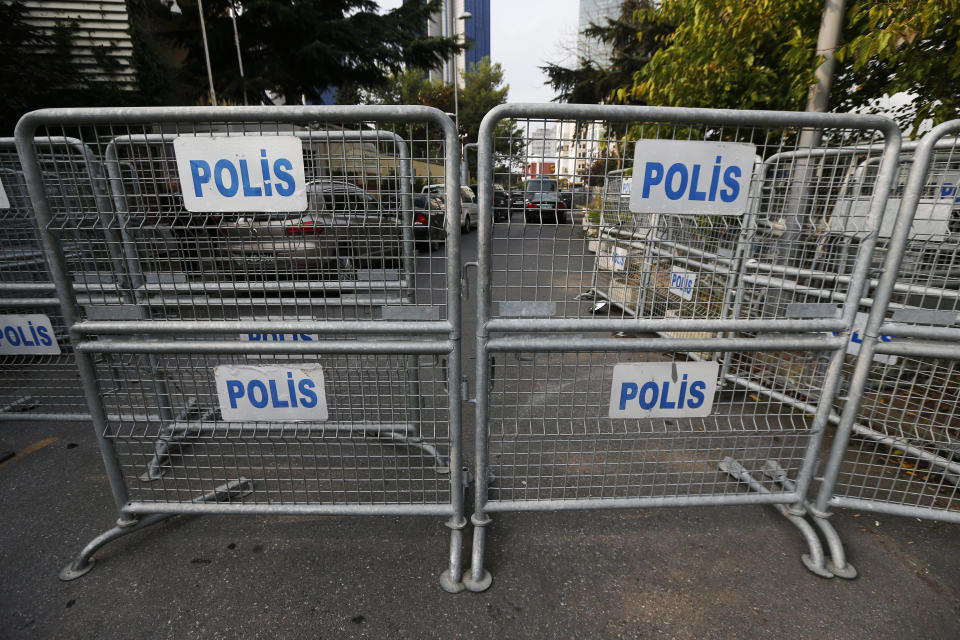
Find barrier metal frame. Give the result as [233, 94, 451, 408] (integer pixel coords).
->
[466, 103, 901, 591]
[0, 137, 96, 421]
[15, 106, 468, 592]
[815, 119, 960, 525]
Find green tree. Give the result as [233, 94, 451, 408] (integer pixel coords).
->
[542, 0, 670, 105]
[625, 0, 822, 111]
[834, 0, 960, 135]
[624, 0, 959, 135]
[172, 0, 462, 105]
[366, 58, 523, 181]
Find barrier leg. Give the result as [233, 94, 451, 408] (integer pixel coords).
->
[762, 460, 857, 579]
[720, 458, 833, 578]
[463, 513, 493, 592]
[60, 478, 253, 581]
[440, 513, 467, 593]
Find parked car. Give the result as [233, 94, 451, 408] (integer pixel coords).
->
[213, 180, 402, 278]
[466, 184, 510, 222]
[422, 184, 478, 232]
[524, 178, 570, 224]
[411, 194, 446, 250]
[509, 189, 525, 212]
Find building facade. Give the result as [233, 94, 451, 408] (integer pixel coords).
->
[419, 0, 491, 87]
[577, 0, 620, 67]
[18, 0, 136, 86]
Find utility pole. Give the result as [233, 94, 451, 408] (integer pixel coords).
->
[196, 0, 217, 106]
[800, 0, 847, 147]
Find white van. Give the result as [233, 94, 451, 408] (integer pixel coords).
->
[421, 184, 478, 232]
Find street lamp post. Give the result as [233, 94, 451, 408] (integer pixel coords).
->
[453, 11, 472, 184]
[195, 0, 217, 106]
[229, 0, 248, 105]
[164, 0, 237, 106]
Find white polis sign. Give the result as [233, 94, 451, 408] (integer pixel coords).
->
[844, 312, 898, 365]
[668, 266, 696, 301]
[0, 314, 61, 355]
[174, 136, 307, 213]
[630, 140, 756, 216]
[609, 361, 719, 419]
[215, 364, 328, 422]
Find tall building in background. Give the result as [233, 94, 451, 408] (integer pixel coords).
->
[577, 0, 620, 66]
[415, 0, 490, 87]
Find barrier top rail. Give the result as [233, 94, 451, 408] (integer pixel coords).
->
[476, 103, 902, 340]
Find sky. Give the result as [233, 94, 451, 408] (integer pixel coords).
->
[378, 0, 582, 103]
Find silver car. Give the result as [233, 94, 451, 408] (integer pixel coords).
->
[212, 180, 404, 278]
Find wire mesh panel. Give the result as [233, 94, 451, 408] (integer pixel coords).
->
[16, 106, 466, 591]
[466, 104, 900, 591]
[0, 139, 89, 420]
[817, 122, 960, 525]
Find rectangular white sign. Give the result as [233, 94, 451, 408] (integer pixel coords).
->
[845, 312, 898, 365]
[630, 140, 756, 215]
[668, 267, 696, 301]
[609, 361, 719, 419]
[215, 364, 328, 422]
[0, 314, 60, 355]
[174, 136, 307, 213]
[620, 177, 632, 195]
[241, 332, 320, 343]
[0, 175, 9, 209]
[598, 245, 629, 271]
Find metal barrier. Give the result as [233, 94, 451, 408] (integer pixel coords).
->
[814, 121, 960, 534]
[0, 138, 93, 421]
[16, 106, 468, 592]
[465, 104, 901, 591]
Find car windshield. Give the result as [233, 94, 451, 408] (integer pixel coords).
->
[526, 179, 557, 193]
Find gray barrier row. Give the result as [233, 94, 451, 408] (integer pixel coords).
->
[3, 104, 957, 592]
[0, 138, 92, 421]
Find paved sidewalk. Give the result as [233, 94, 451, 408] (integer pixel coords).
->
[2, 418, 959, 639]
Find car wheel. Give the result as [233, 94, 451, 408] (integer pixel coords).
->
[463, 214, 471, 233]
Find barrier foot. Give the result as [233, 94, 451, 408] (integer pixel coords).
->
[377, 430, 449, 473]
[812, 513, 857, 579]
[463, 568, 493, 592]
[720, 457, 833, 579]
[464, 514, 493, 592]
[440, 515, 467, 593]
[761, 460, 857, 580]
[142, 422, 449, 480]
[60, 513, 172, 581]
[1, 395, 38, 413]
[140, 400, 207, 481]
[60, 478, 253, 581]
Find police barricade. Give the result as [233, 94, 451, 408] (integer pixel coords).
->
[464, 104, 900, 591]
[16, 106, 468, 592]
[98, 128, 435, 480]
[812, 121, 960, 547]
[0, 138, 97, 421]
[588, 141, 949, 462]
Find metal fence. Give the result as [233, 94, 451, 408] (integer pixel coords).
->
[0, 138, 91, 421]
[814, 121, 960, 535]
[15, 106, 468, 592]
[465, 104, 901, 591]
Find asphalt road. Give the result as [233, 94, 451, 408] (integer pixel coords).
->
[2, 213, 960, 639]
